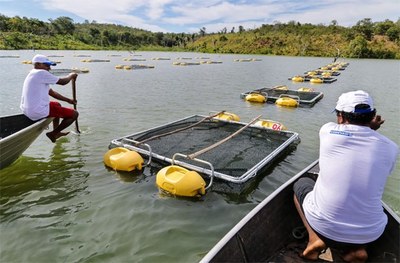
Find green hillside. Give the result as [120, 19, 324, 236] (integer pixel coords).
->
[1, 15, 399, 59]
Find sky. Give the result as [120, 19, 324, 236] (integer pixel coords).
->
[1, 0, 399, 33]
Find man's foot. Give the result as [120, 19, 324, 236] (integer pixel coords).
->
[301, 239, 327, 261]
[46, 131, 69, 143]
[342, 247, 368, 263]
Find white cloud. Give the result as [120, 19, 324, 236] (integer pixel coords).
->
[5, 0, 400, 33]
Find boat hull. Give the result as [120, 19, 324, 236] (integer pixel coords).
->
[201, 160, 400, 262]
[0, 114, 53, 169]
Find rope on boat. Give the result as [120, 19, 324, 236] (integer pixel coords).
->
[137, 111, 226, 144]
[187, 115, 261, 160]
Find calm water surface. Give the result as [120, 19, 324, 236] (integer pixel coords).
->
[0, 50, 399, 262]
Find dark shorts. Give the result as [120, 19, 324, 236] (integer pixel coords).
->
[293, 177, 315, 208]
[48, 101, 75, 118]
[293, 177, 369, 249]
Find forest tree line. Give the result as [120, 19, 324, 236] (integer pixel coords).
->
[0, 14, 399, 59]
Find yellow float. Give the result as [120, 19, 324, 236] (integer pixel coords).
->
[214, 112, 240, 121]
[273, 85, 288, 90]
[254, 119, 287, 131]
[310, 77, 323, 84]
[307, 71, 317, 76]
[275, 95, 299, 107]
[123, 65, 133, 70]
[291, 76, 304, 82]
[115, 65, 124, 69]
[103, 147, 144, 172]
[321, 72, 332, 77]
[245, 93, 266, 103]
[156, 165, 206, 197]
[298, 87, 314, 92]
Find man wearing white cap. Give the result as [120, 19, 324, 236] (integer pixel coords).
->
[20, 54, 78, 142]
[293, 90, 398, 262]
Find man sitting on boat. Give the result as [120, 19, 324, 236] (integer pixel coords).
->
[293, 90, 398, 262]
[20, 54, 78, 142]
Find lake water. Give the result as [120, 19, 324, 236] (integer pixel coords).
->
[0, 50, 399, 263]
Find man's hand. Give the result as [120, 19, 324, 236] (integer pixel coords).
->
[370, 115, 384, 130]
[69, 73, 78, 81]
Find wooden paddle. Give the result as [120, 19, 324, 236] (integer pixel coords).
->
[72, 79, 81, 133]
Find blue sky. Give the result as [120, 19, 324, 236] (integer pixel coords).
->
[1, 0, 399, 33]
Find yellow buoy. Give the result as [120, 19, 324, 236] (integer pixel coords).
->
[156, 165, 206, 197]
[298, 87, 314, 92]
[307, 71, 317, 76]
[273, 85, 288, 90]
[245, 93, 266, 103]
[214, 112, 240, 121]
[275, 96, 299, 107]
[310, 77, 323, 83]
[321, 72, 331, 78]
[115, 65, 124, 69]
[103, 147, 144, 172]
[255, 120, 287, 131]
[291, 76, 304, 82]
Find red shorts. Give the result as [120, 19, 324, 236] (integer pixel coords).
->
[48, 101, 75, 118]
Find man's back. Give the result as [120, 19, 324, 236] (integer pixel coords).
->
[304, 122, 398, 243]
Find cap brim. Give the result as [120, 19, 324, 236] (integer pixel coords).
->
[43, 62, 57, 66]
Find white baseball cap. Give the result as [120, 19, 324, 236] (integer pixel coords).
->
[335, 90, 374, 113]
[32, 54, 57, 66]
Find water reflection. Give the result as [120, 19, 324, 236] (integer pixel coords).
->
[0, 139, 89, 223]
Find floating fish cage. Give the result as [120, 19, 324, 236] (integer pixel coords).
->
[240, 87, 323, 106]
[109, 115, 299, 184]
[288, 76, 337, 83]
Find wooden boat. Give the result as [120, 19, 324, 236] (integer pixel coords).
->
[0, 114, 53, 169]
[201, 160, 400, 263]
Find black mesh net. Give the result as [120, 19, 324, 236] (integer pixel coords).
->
[117, 116, 296, 179]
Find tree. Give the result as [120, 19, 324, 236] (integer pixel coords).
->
[348, 35, 370, 58]
[49, 16, 75, 35]
[199, 27, 206, 37]
[353, 18, 374, 40]
[386, 26, 400, 41]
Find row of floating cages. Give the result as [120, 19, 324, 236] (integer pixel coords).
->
[241, 85, 323, 107]
[115, 64, 155, 70]
[0, 55, 20, 58]
[172, 61, 201, 66]
[289, 61, 348, 84]
[319, 61, 349, 71]
[123, 58, 146, 61]
[103, 112, 299, 197]
[22, 60, 62, 64]
[234, 58, 262, 62]
[81, 59, 110, 62]
[50, 68, 90, 75]
[173, 61, 223, 66]
[289, 75, 337, 83]
[304, 70, 340, 77]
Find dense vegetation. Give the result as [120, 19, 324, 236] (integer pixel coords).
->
[1, 14, 399, 59]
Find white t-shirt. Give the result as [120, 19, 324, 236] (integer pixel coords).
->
[20, 69, 59, 120]
[304, 122, 398, 244]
